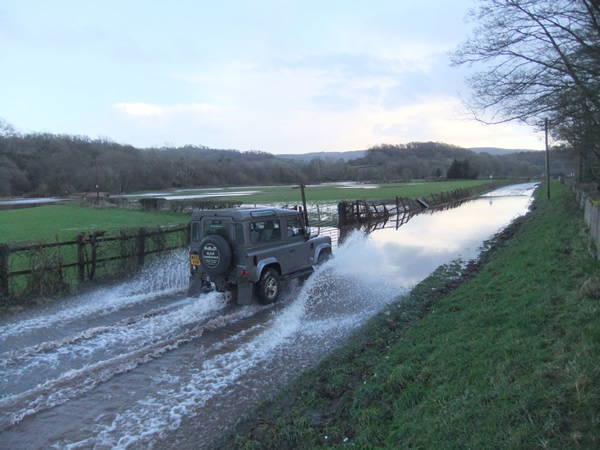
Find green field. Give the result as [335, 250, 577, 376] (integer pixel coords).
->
[212, 182, 600, 448]
[0, 180, 503, 243]
[131, 179, 500, 204]
[0, 204, 188, 243]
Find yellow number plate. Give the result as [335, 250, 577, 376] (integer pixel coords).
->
[190, 254, 201, 266]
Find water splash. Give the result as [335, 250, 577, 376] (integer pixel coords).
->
[58, 231, 409, 448]
[0, 250, 189, 342]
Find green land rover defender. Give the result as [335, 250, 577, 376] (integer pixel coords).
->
[188, 207, 332, 305]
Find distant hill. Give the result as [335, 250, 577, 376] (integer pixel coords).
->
[279, 150, 367, 162]
[280, 147, 539, 161]
[470, 147, 539, 155]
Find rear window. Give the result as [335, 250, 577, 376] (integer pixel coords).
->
[203, 219, 229, 239]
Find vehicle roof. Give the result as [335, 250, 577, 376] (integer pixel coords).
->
[191, 207, 302, 221]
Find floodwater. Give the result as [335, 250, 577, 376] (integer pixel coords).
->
[0, 197, 66, 211]
[112, 190, 262, 200]
[0, 197, 63, 205]
[0, 183, 537, 449]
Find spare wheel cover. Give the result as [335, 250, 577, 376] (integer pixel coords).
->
[199, 235, 232, 275]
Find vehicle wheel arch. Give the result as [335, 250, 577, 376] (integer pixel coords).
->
[315, 245, 332, 265]
[256, 258, 281, 281]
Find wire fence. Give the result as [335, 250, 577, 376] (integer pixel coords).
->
[0, 225, 188, 302]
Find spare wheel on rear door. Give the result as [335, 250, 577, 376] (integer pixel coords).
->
[199, 235, 232, 276]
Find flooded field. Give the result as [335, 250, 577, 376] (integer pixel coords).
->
[0, 183, 537, 448]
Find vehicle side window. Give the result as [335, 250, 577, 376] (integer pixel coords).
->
[249, 220, 281, 244]
[286, 217, 305, 238]
[191, 222, 201, 242]
[234, 223, 244, 245]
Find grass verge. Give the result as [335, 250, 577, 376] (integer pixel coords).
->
[215, 181, 600, 448]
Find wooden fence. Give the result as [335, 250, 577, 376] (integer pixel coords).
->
[337, 182, 508, 227]
[0, 224, 189, 301]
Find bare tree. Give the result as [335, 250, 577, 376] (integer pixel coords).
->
[0, 118, 18, 137]
[451, 0, 600, 178]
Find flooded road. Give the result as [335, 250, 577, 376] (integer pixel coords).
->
[0, 183, 537, 449]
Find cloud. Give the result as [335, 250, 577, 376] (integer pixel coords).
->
[114, 102, 222, 117]
[172, 52, 436, 117]
[4, 0, 541, 153]
[106, 86, 544, 153]
[114, 103, 164, 116]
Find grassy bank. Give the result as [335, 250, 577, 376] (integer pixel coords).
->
[217, 182, 600, 448]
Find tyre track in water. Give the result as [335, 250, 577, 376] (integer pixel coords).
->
[0, 234, 408, 449]
[0, 302, 198, 366]
[0, 298, 275, 432]
[0, 250, 283, 442]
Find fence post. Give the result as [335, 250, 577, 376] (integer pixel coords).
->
[120, 229, 129, 271]
[56, 236, 64, 286]
[0, 243, 10, 298]
[137, 228, 146, 267]
[77, 233, 86, 282]
[90, 236, 98, 280]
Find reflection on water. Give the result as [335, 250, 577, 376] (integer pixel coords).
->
[367, 182, 536, 286]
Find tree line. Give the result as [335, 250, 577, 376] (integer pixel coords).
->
[0, 125, 572, 197]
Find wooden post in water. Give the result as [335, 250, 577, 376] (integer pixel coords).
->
[337, 202, 347, 227]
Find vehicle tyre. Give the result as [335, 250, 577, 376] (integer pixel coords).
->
[258, 268, 280, 304]
[199, 235, 232, 276]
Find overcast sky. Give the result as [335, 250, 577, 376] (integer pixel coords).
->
[0, 0, 546, 154]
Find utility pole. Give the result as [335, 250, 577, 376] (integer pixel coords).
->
[545, 119, 550, 199]
[95, 159, 100, 205]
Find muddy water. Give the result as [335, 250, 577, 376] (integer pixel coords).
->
[0, 183, 537, 449]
